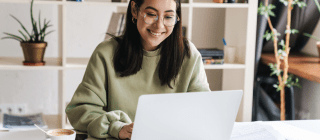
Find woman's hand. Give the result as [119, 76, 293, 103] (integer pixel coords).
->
[119, 123, 134, 139]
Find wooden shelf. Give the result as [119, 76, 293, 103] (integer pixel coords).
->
[0, 57, 62, 70]
[204, 63, 245, 69]
[66, 58, 89, 69]
[261, 53, 320, 83]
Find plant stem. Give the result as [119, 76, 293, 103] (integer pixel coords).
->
[264, 0, 294, 121]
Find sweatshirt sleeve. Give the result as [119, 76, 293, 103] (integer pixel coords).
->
[65, 42, 132, 139]
[187, 44, 211, 92]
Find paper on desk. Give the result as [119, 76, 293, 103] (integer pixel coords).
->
[268, 121, 320, 140]
[230, 122, 286, 140]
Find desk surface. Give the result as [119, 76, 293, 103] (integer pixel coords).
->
[261, 53, 320, 83]
[1, 120, 320, 140]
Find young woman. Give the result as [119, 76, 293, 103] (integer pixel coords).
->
[66, 0, 210, 139]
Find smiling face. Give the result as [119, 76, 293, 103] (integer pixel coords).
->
[131, 0, 177, 51]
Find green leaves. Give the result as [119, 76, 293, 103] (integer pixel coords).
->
[278, 40, 286, 50]
[280, 0, 289, 6]
[304, 33, 320, 41]
[285, 74, 301, 88]
[285, 29, 299, 34]
[258, 2, 276, 18]
[278, 40, 287, 59]
[263, 30, 273, 41]
[280, 0, 307, 8]
[315, 0, 320, 12]
[269, 63, 282, 76]
[293, 0, 307, 8]
[273, 84, 282, 92]
[263, 30, 281, 41]
[1, 0, 54, 43]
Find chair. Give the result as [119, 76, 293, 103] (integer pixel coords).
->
[252, 64, 295, 121]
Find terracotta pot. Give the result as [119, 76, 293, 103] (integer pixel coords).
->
[213, 0, 224, 3]
[20, 42, 47, 66]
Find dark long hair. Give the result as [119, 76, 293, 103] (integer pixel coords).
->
[112, 0, 190, 88]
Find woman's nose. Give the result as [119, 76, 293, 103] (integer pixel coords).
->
[154, 17, 165, 29]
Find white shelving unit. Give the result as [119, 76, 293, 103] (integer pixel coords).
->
[0, 0, 257, 129]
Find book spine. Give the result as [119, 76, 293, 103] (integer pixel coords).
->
[201, 54, 224, 59]
[119, 14, 126, 36]
[202, 58, 224, 65]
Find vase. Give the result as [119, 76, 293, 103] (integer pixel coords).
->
[20, 42, 47, 66]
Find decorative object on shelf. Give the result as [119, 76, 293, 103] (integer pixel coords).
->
[258, 0, 305, 120]
[228, 0, 236, 3]
[303, 0, 320, 58]
[213, 0, 224, 3]
[1, 0, 54, 66]
[105, 12, 126, 40]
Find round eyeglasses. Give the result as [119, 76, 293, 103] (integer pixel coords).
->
[140, 12, 180, 27]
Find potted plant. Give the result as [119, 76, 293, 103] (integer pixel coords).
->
[1, 0, 54, 66]
[303, 0, 320, 57]
[258, 0, 306, 120]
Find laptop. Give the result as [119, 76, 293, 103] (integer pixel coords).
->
[131, 90, 243, 140]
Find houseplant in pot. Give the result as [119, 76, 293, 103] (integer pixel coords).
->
[1, 0, 54, 66]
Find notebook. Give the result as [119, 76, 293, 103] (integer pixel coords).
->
[131, 90, 243, 140]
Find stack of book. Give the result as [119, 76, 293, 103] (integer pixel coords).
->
[0, 113, 47, 131]
[105, 12, 127, 40]
[198, 48, 224, 65]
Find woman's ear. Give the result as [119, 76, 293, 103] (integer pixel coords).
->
[131, 1, 138, 19]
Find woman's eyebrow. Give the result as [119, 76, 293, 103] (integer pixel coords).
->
[145, 6, 175, 13]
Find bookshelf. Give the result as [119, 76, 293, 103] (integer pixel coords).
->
[0, 0, 257, 129]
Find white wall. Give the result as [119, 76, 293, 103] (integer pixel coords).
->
[294, 20, 320, 119]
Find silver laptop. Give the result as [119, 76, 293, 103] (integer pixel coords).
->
[131, 90, 243, 140]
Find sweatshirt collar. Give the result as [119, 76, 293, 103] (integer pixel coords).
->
[143, 47, 161, 57]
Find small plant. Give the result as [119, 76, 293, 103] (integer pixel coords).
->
[258, 0, 305, 120]
[303, 0, 320, 41]
[1, 0, 54, 43]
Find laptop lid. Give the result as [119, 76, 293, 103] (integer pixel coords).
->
[131, 90, 243, 140]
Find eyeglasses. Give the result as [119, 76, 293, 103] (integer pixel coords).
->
[139, 11, 180, 27]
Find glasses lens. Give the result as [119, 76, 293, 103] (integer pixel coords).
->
[163, 15, 177, 27]
[142, 12, 178, 26]
[144, 13, 157, 24]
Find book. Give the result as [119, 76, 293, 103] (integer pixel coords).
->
[199, 48, 224, 59]
[105, 12, 126, 40]
[198, 48, 224, 55]
[118, 13, 126, 36]
[0, 113, 47, 131]
[182, 26, 187, 37]
[202, 58, 224, 65]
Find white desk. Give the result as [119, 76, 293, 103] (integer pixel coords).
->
[231, 120, 320, 140]
[1, 120, 319, 140]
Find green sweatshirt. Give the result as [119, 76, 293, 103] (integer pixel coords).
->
[65, 38, 210, 139]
